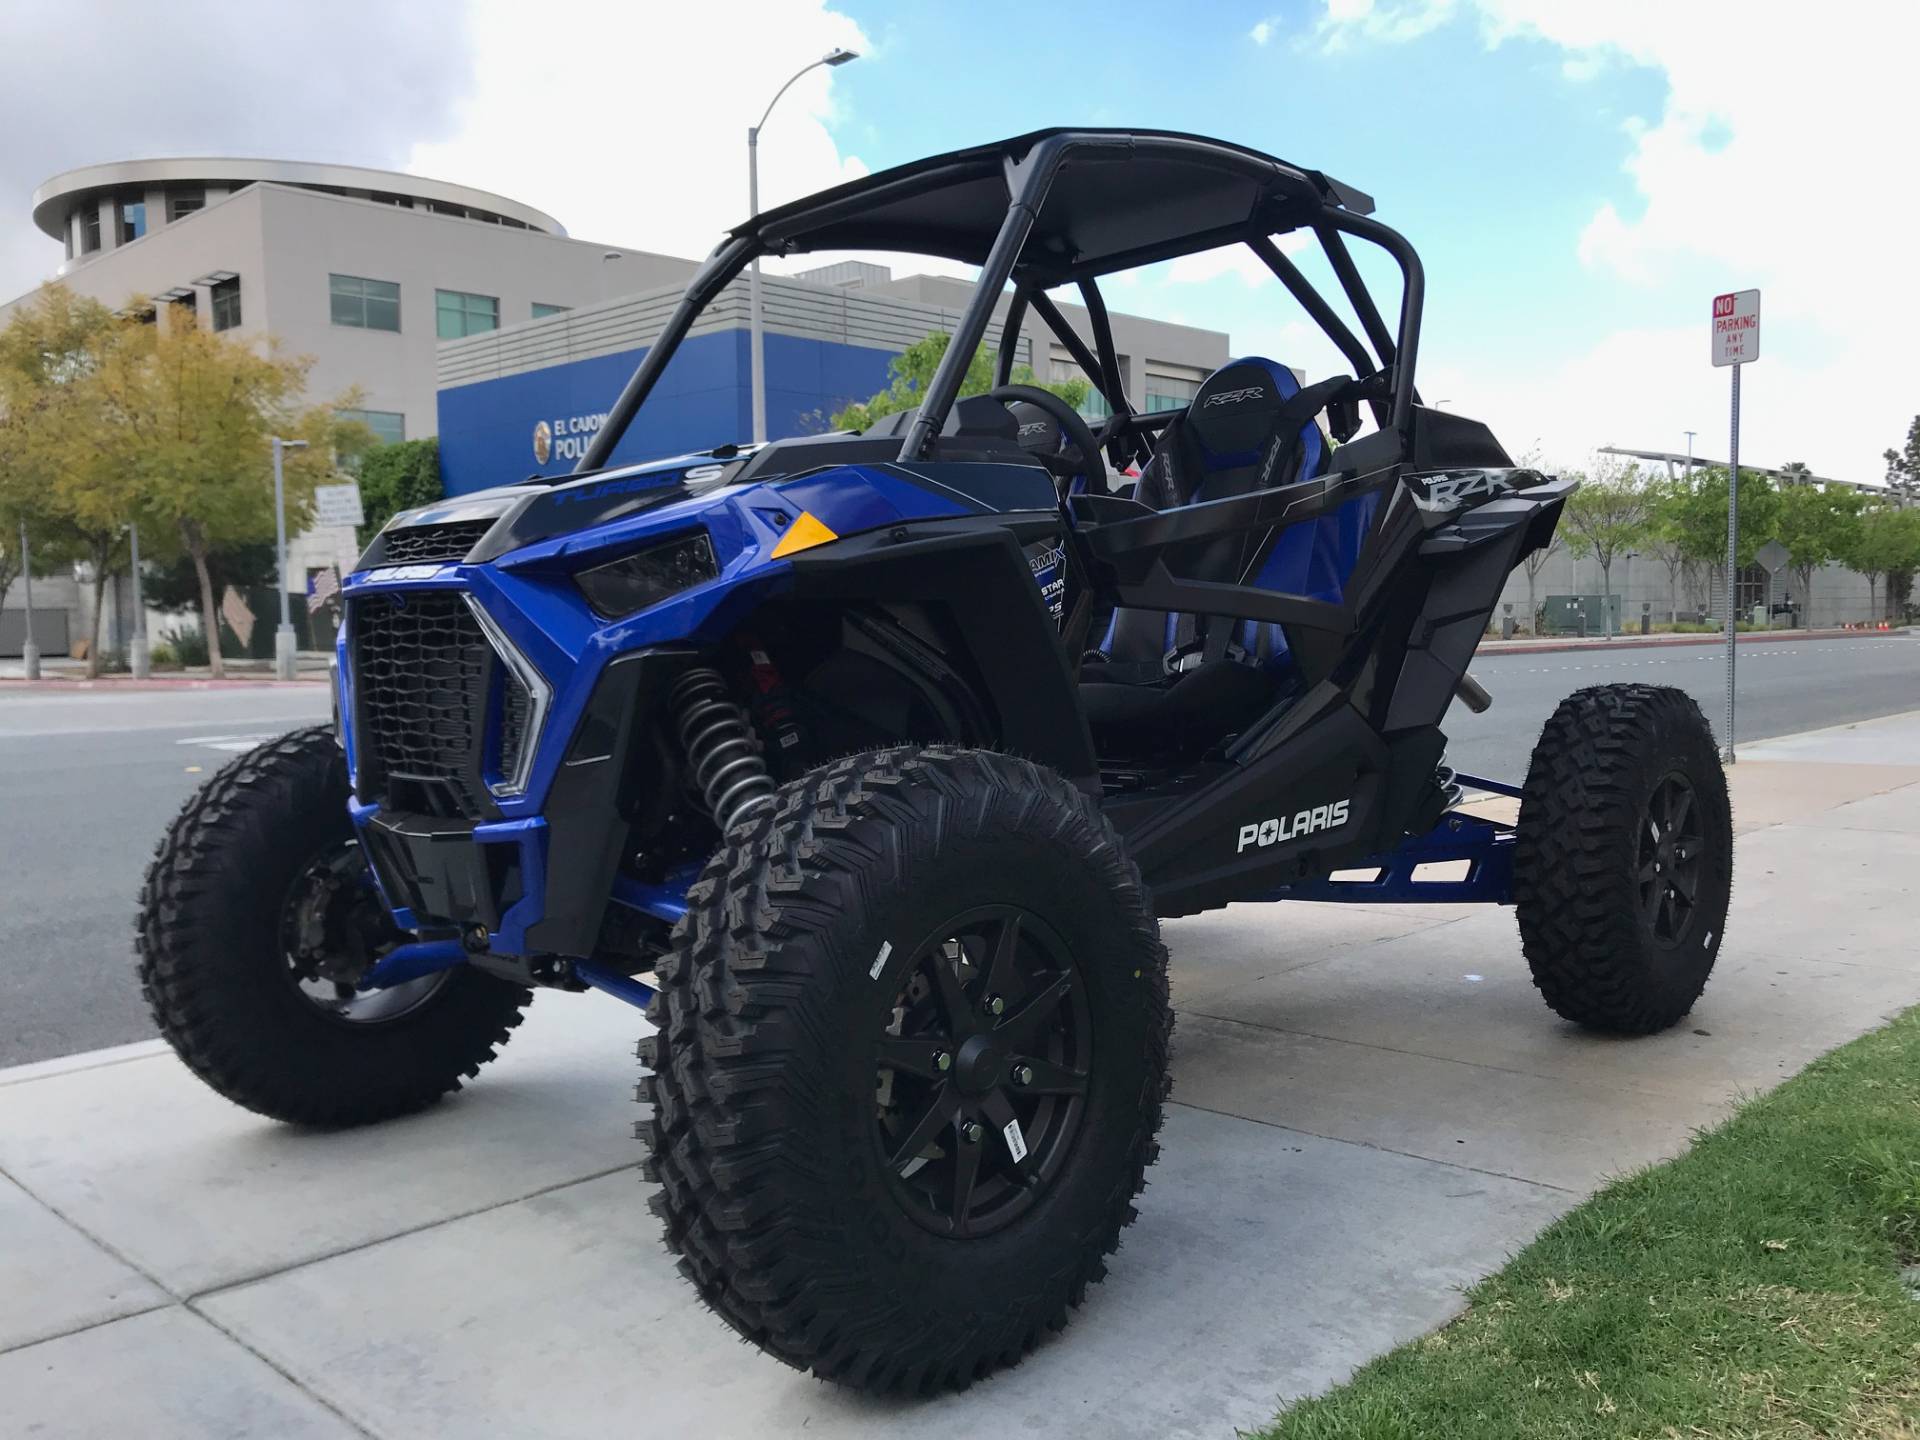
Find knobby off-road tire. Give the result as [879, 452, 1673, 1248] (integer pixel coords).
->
[137, 726, 531, 1127]
[1514, 684, 1732, 1033]
[640, 745, 1173, 1393]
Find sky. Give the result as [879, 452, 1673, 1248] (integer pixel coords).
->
[2, 0, 1915, 482]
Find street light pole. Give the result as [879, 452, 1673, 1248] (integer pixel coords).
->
[128, 522, 149, 678]
[748, 46, 859, 445]
[17, 520, 38, 680]
[271, 436, 309, 681]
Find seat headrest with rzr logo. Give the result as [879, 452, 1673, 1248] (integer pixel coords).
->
[1185, 358, 1301, 465]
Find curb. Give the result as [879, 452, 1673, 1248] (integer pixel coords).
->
[1479, 626, 1908, 657]
[0, 676, 328, 690]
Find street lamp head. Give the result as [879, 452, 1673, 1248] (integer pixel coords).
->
[823, 47, 858, 66]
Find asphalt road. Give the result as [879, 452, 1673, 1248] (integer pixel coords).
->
[1445, 633, 1919, 780]
[2, 631, 1914, 1069]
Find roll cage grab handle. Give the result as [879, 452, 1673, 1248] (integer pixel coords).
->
[578, 135, 1426, 475]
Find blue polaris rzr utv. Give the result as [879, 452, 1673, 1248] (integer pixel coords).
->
[139, 128, 1732, 1393]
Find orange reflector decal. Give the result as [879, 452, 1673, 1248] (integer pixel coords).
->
[770, 511, 839, 559]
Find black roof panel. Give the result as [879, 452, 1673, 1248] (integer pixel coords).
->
[736, 128, 1373, 276]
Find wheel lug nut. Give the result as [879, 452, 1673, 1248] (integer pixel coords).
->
[1013, 1064, 1033, 1086]
[933, 1051, 951, 1072]
[986, 995, 1006, 1016]
[962, 1121, 983, 1144]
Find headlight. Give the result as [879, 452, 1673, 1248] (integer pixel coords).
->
[574, 531, 718, 619]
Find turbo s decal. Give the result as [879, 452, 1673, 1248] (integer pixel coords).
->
[1237, 798, 1351, 853]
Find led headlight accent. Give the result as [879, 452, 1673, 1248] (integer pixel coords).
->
[574, 531, 718, 619]
[461, 595, 551, 798]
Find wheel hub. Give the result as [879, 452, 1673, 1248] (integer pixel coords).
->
[953, 1033, 1007, 1094]
[871, 905, 1091, 1237]
[279, 841, 447, 1024]
[1637, 771, 1705, 946]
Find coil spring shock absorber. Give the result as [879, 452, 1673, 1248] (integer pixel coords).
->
[669, 668, 776, 833]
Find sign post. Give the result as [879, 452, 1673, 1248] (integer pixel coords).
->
[1711, 289, 1760, 762]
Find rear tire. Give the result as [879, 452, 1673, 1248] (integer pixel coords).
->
[137, 726, 532, 1127]
[1514, 684, 1732, 1033]
[640, 745, 1172, 1393]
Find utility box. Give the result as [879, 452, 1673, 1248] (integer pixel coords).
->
[1541, 594, 1623, 636]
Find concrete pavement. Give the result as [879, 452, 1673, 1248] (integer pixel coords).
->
[2, 712, 1918, 1439]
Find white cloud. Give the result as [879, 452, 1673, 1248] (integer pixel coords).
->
[1309, 0, 1920, 482]
[1249, 18, 1278, 46]
[1316, 0, 1456, 51]
[407, 0, 871, 262]
[1164, 234, 1305, 287]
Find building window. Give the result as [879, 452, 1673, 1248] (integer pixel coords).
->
[1144, 373, 1200, 412]
[80, 207, 101, 254]
[436, 289, 498, 339]
[167, 188, 206, 222]
[339, 408, 407, 447]
[117, 198, 147, 245]
[208, 278, 242, 332]
[330, 274, 401, 332]
[532, 302, 570, 320]
[1051, 358, 1114, 421]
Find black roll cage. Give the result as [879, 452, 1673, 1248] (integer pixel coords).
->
[579, 129, 1424, 475]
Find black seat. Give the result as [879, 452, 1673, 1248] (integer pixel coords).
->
[1079, 357, 1370, 754]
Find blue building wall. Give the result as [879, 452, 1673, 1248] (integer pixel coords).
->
[437, 329, 900, 495]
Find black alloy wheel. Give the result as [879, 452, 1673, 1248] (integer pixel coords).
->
[1636, 772, 1705, 946]
[875, 905, 1091, 1237]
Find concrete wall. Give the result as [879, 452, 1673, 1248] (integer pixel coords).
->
[1494, 546, 1881, 631]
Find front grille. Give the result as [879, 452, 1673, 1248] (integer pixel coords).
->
[352, 591, 491, 815]
[377, 520, 493, 566]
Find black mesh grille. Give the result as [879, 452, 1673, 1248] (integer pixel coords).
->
[352, 592, 490, 815]
[376, 520, 493, 566]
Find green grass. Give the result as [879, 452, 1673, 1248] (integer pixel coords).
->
[1260, 1006, 1920, 1440]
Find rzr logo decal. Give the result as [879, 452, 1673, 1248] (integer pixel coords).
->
[1017, 421, 1053, 438]
[1408, 470, 1518, 513]
[1202, 386, 1267, 408]
[1237, 798, 1350, 853]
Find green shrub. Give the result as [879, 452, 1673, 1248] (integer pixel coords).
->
[159, 622, 209, 668]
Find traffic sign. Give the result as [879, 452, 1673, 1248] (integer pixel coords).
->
[1711, 289, 1760, 367]
[1754, 539, 1790, 575]
[313, 482, 366, 528]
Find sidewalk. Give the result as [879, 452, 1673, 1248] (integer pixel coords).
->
[3, 714, 1917, 1440]
[1476, 623, 1910, 656]
[0, 654, 331, 687]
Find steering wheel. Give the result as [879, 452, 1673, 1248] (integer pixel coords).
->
[986, 384, 1111, 499]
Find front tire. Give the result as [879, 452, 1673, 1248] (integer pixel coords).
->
[137, 726, 532, 1127]
[640, 746, 1172, 1393]
[1514, 684, 1733, 1033]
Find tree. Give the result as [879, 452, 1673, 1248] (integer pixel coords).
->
[356, 437, 443, 540]
[1772, 477, 1862, 624]
[0, 285, 143, 675]
[1883, 415, 1919, 508]
[1838, 506, 1920, 621]
[1640, 475, 1696, 623]
[829, 332, 1089, 432]
[142, 541, 278, 613]
[1559, 457, 1652, 637]
[1658, 465, 1783, 619]
[98, 307, 366, 677]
